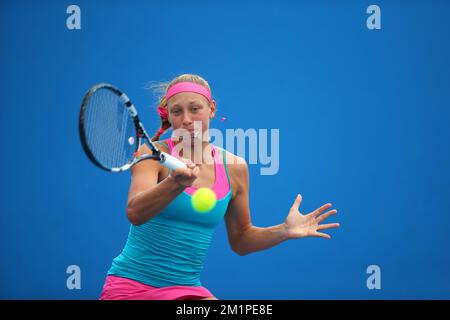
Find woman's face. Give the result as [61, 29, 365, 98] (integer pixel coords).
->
[166, 91, 216, 144]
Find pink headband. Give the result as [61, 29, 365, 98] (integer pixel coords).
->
[166, 82, 212, 102]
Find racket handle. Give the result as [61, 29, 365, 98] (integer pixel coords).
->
[159, 152, 187, 170]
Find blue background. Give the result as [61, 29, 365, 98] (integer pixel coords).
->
[1, 0, 449, 299]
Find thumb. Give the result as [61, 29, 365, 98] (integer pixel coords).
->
[291, 194, 302, 211]
[192, 166, 200, 175]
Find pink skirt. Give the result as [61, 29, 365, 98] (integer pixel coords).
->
[99, 275, 215, 300]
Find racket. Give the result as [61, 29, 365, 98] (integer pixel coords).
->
[79, 83, 186, 172]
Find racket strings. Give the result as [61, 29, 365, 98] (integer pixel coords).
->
[83, 88, 136, 169]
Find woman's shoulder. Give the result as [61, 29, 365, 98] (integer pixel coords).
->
[214, 146, 248, 174]
[153, 139, 171, 153]
[137, 139, 170, 155]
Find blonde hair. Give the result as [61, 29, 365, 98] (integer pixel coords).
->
[149, 74, 212, 142]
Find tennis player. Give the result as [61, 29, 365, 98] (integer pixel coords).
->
[99, 74, 340, 300]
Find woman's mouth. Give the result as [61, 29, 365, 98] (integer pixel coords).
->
[174, 130, 201, 141]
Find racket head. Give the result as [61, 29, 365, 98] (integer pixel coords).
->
[79, 83, 142, 172]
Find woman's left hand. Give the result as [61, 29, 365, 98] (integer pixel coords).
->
[283, 194, 340, 239]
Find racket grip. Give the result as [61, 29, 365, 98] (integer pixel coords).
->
[159, 152, 187, 170]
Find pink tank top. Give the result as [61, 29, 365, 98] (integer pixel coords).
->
[165, 138, 231, 199]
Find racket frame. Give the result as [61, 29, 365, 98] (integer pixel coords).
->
[79, 83, 183, 172]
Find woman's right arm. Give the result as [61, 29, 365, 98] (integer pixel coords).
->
[126, 143, 199, 226]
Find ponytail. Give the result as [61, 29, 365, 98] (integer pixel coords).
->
[151, 95, 171, 142]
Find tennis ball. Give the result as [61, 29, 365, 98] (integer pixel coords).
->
[191, 187, 217, 213]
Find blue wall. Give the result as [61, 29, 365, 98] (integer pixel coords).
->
[1, 0, 449, 299]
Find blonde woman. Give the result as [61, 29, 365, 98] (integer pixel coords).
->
[99, 74, 340, 300]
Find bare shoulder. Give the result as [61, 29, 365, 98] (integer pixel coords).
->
[131, 140, 170, 177]
[214, 147, 247, 170]
[153, 139, 171, 154]
[134, 140, 170, 161]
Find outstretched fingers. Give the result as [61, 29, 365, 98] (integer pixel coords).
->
[309, 203, 333, 218]
[312, 232, 332, 239]
[291, 194, 303, 211]
[316, 209, 338, 223]
[317, 223, 340, 231]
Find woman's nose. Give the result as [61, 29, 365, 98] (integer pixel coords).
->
[182, 113, 193, 125]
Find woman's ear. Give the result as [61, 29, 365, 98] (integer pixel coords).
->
[209, 100, 217, 119]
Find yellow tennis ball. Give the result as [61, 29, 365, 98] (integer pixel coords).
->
[191, 187, 217, 213]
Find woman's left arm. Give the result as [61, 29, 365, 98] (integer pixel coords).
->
[224, 158, 340, 256]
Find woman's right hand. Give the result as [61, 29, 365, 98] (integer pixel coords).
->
[167, 158, 200, 187]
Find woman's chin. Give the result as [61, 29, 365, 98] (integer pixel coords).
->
[174, 132, 203, 142]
